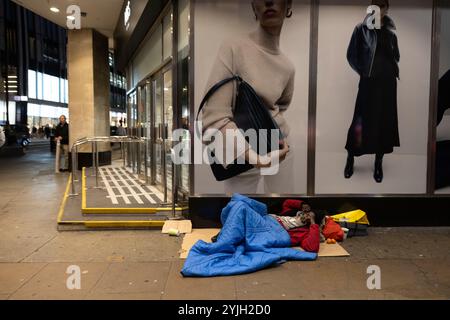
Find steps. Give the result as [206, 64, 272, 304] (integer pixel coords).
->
[57, 166, 188, 231]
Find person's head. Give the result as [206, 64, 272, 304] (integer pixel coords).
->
[59, 115, 66, 125]
[252, 0, 293, 31]
[301, 202, 311, 213]
[372, 0, 389, 18]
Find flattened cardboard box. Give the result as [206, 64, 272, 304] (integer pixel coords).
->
[179, 228, 350, 259]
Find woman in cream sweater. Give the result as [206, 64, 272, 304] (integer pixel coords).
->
[201, 0, 295, 194]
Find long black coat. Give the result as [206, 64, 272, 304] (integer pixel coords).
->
[345, 17, 400, 156]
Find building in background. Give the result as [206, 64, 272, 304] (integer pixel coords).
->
[0, 0, 68, 130]
[109, 49, 127, 127]
[0, 0, 127, 132]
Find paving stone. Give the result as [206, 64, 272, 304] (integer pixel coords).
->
[163, 260, 236, 300]
[9, 263, 109, 300]
[0, 263, 46, 295]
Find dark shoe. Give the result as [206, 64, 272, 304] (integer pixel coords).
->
[344, 157, 354, 179]
[374, 162, 383, 183]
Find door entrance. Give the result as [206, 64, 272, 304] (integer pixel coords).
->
[127, 67, 174, 204]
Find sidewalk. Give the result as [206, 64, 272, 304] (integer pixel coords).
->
[0, 140, 449, 300]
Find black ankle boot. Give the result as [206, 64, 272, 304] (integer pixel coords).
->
[344, 156, 354, 179]
[374, 160, 383, 183]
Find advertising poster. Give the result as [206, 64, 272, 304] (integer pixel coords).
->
[315, 0, 432, 194]
[194, 0, 311, 195]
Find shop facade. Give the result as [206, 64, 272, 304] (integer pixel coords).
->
[115, 0, 450, 227]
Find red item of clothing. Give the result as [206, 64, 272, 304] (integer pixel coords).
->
[287, 224, 320, 253]
[322, 217, 344, 242]
[281, 199, 304, 215]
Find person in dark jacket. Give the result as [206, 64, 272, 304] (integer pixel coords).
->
[344, 0, 400, 183]
[55, 115, 69, 172]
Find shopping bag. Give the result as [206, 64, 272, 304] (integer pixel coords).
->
[331, 210, 369, 237]
[322, 217, 344, 242]
[331, 210, 369, 225]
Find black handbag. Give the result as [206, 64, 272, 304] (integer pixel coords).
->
[196, 75, 284, 181]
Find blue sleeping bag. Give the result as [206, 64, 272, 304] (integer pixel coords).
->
[181, 194, 317, 277]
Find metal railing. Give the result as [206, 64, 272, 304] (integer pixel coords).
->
[68, 135, 179, 217]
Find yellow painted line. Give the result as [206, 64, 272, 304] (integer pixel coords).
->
[82, 206, 189, 215]
[58, 221, 85, 225]
[82, 167, 87, 210]
[82, 207, 158, 214]
[84, 221, 166, 228]
[156, 207, 189, 212]
[57, 173, 72, 223]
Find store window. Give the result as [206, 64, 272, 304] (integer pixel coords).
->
[28, 69, 68, 104]
[28, 70, 36, 99]
[178, 0, 191, 194]
[163, 12, 173, 61]
[27, 103, 69, 128]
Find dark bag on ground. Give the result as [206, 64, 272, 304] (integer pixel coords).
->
[338, 221, 369, 237]
[196, 76, 283, 181]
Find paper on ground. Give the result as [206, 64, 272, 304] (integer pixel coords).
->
[162, 220, 192, 234]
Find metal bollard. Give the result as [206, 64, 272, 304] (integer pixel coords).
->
[55, 140, 61, 174]
[131, 142, 136, 173]
[70, 146, 78, 196]
[144, 142, 149, 185]
[72, 145, 80, 176]
[122, 142, 126, 167]
[95, 141, 99, 188]
[136, 141, 141, 175]
[91, 141, 96, 177]
[171, 150, 176, 218]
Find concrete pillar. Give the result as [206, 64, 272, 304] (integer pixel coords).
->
[67, 29, 110, 169]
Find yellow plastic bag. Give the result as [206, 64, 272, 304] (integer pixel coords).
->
[331, 210, 370, 225]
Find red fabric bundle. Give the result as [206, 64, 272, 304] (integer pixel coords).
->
[322, 217, 344, 241]
[281, 199, 303, 215]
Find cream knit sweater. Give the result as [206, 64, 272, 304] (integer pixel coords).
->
[201, 26, 296, 164]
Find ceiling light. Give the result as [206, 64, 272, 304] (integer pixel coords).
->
[50, 7, 60, 13]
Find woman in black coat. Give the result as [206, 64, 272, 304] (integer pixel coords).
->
[345, 0, 400, 183]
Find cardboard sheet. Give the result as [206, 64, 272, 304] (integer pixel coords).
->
[179, 228, 350, 259]
[162, 220, 192, 234]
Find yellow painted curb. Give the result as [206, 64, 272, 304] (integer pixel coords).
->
[81, 206, 189, 215]
[84, 221, 166, 228]
[82, 167, 87, 210]
[57, 173, 72, 223]
[83, 208, 158, 214]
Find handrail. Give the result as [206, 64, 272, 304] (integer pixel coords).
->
[70, 136, 148, 195]
[71, 136, 147, 149]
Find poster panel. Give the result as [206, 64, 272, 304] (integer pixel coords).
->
[193, 0, 311, 195]
[315, 0, 432, 194]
